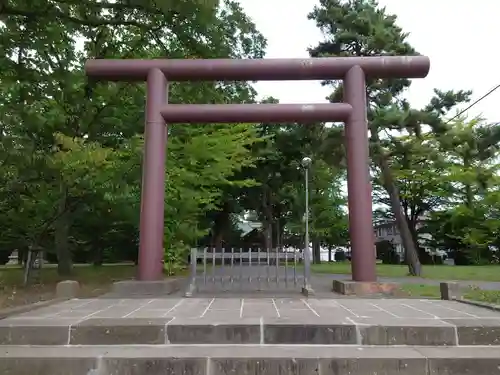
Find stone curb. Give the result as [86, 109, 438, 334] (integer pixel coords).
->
[332, 280, 398, 296]
[0, 345, 499, 375]
[109, 277, 185, 296]
[0, 298, 66, 320]
[454, 298, 500, 312]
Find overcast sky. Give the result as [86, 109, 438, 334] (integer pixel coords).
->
[239, 0, 499, 123]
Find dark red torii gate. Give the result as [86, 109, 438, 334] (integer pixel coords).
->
[85, 56, 430, 283]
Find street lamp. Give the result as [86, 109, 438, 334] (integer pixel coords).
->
[301, 156, 313, 295]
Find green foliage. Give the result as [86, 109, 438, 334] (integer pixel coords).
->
[416, 117, 500, 265]
[334, 250, 346, 262]
[375, 240, 400, 265]
[308, 0, 481, 275]
[0, 0, 268, 275]
[2, 0, 499, 280]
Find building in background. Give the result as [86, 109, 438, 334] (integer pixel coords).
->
[373, 220, 435, 260]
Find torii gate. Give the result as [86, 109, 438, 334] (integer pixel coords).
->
[85, 56, 430, 283]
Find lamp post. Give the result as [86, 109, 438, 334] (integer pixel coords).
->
[301, 156, 313, 295]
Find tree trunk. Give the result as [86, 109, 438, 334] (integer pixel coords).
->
[264, 222, 273, 252]
[328, 247, 332, 262]
[262, 187, 273, 252]
[55, 181, 72, 276]
[17, 249, 25, 265]
[93, 246, 103, 266]
[463, 156, 474, 208]
[212, 203, 231, 253]
[375, 143, 422, 276]
[275, 219, 281, 251]
[214, 232, 223, 253]
[312, 241, 321, 264]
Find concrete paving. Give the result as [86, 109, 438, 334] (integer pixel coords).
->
[2, 297, 500, 346]
[11, 297, 500, 320]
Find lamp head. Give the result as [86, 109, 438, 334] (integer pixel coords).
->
[301, 156, 312, 168]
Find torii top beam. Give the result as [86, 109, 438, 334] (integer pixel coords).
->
[85, 56, 430, 82]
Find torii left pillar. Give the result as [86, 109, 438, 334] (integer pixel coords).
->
[138, 68, 168, 281]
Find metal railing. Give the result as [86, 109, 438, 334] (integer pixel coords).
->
[185, 247, 310, 296]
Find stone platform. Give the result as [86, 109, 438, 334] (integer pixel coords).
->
[2, 297, 500, 346]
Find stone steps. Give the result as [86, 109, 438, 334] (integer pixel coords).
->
[3, 317, 500, 346]
[1, 344, 500, 375]
[2, 297, 500, 374]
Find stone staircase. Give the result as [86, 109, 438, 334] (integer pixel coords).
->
[1, 297, 500, 374]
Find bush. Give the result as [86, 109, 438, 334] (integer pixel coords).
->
[433, 255, 444, 265]
[453, 249, 475, 265]
[452, 246, 495, 265]
[334, 250, 346, 262]
[419, 249, 444, 265]
[73, 248, 93, 264]
[44, 249, 93, 264]
[0, 250, 12, 265]
[45, 251, 58, 263]
[376, 241, 400, 264]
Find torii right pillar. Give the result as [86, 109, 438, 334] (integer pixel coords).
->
[332, 65, 392, 296]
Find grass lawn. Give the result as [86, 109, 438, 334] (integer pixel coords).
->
[311, 262, 500, 282]
[0, 264, 138, 309]
[398, 283, 500, 305]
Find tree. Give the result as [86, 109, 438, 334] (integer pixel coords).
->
[308, 0, 470, 275]
[0, 0, 268, 276]
[424, 117, 500, 264]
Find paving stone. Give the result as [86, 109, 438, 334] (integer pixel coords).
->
[273, 299, 309, 309]
[359, 323, 457, 346]
[319, 357, 426, 375]
[210, 358, 319, 375]
[90, 307, 140, 318]
[73, 300, 118, 310]
[102, 357, 206, 375]
[416, 347, 500, 375]
[55, 280, 80, 299]
[449, 303, 500, 318]
[446, 318, 500, 345]
[209, 299, 243, 310]
[353, 317, 458, 345]
[51, 309, 100, 319]
[147, 299, 183, 309]
[428, 358, 500, 375]
[71, 318, 171, 345]
[263, 322, 357, 344]
[274, 310, 318, 319]
[241, 308, 280, 318]
[199, 310, 242, 320]
[127, 309, 175, 318]
[166, 318, 260, 344]
[0, 357, 99, 375]
[0, 346, 104, 375]
[171, 299, 216, 318]
[0, 318, 73, 345]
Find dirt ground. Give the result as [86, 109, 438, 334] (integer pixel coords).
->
[0, 264, 137, 308]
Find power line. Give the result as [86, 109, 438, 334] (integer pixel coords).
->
[445, 83, 500, 125]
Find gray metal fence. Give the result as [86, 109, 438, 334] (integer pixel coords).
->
[185, 247, 312, 296]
